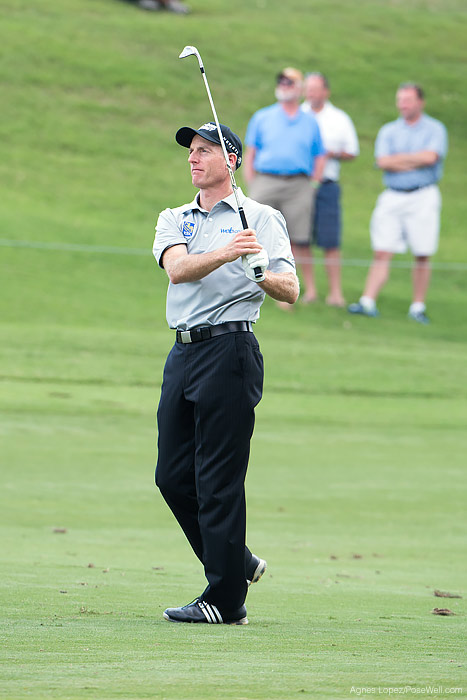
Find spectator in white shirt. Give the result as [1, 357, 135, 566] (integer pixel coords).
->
[302, 73, 359, 306]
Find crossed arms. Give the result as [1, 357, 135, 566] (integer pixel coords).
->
[376, 150, 439, 172]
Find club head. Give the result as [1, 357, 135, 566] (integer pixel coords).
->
[179, 45, 203, 68]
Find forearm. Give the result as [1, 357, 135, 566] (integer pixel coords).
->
[165, 248, 230, 284]
[258, 271, 300, 303]
[377, 151, 438, 172]
[243, 147, 257, 185]
[327, 151, 356, 161]
[312, 154, 327, 182]
[163, 230, 262, 284]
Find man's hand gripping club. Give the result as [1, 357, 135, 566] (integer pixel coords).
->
[225, 229, 269, 283]
[242, 250, 269, 282]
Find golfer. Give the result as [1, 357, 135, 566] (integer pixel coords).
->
[153, 121, 299, 625]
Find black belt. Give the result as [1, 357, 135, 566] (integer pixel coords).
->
[176, 321, 252, 344]
[258, 172, 307, 179]
[389, 185, 430, 193]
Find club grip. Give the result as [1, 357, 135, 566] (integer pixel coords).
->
[239, 206, 263, 281]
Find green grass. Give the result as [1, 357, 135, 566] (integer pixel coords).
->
[1, 0, 467, 698]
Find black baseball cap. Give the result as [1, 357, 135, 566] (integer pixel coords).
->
[175, 121, 243, 168]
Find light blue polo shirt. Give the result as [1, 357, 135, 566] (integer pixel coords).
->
[375, 114, 448, 190]
[153, 188, 295, 330]
[245, 103, 325, 176]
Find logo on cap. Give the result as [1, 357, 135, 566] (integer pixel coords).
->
[182, 221, 195, 239]
[199, 123, 239, 156]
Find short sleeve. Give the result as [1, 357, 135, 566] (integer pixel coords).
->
[342, 114, 360, 156]
[374, 124, 392, 158]
[153, 208, 187, 268]
[256, 210, 296, 275]
[245, 112, 261, 149]
[312, 120, 326, 157]
[425, 122, 448, 158]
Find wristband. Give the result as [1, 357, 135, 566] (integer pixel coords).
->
[311, 180, 321, 189]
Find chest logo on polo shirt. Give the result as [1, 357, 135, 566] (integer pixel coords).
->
[221, 227, 242, 235]
[181, 221, 195, 239]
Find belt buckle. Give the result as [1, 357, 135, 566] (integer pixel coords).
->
[180, 330, 192, 344]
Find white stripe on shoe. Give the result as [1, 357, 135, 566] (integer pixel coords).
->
[199, 601, 223, 624]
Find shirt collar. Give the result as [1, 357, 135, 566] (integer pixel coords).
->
[181, 188, 246, 215]
[398, 114, 425, 128]
[314, 100, 334, 114]
[222, 188, 246, 212]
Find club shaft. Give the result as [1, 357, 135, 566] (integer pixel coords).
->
[198, 67, 261, 278]
[199, 70, 247, 220]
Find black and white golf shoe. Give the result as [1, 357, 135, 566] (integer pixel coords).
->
[163, 598, 248, 625]
[247, 555, 267, 586]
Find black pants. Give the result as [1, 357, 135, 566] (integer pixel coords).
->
[156, 330, 264, 612]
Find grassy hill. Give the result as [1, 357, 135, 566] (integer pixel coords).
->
[1, 1, 466, 699]
[1, 0, 467, 331]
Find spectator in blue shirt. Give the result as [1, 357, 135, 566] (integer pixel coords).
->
[244, 68, 327, 307]
[348, 83, 448, 324]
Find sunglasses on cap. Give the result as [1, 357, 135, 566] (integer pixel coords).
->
[276, 75, 295, 86]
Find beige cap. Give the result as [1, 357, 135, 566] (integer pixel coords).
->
[278, 67, 303, 84]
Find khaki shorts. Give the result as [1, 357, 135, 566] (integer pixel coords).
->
[370, 185, 441, 256]
[249, 173, 315, 245]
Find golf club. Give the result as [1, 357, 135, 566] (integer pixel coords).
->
[179, 45, 263, 280]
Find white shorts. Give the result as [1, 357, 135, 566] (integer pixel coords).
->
[370, 184, 441, 256]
